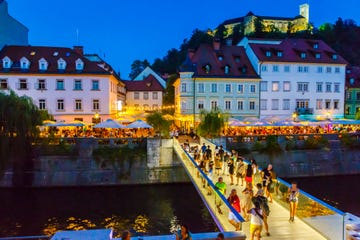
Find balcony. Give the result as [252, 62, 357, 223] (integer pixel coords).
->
[295, 107, 313, 115]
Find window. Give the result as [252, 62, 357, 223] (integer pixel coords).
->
[153, 104, 158, 110]
[272, 81, 279, 92]
[316, 99, 322, 109]
[134, 92, 140, 100]
[211, 100, 217, 110]
[225, 84, 231, 93]
[298, 66, 304, 73]
[283, 81, 291, 92]
[0, 79, 7, 89]
[326, 83, 332, 92]
[297, 82, 309, 92]
[335, 67, 340, 73]
[250, 85, 256, 93]
[296, 100, 309, 109]
[38, 58, 48, 71]
[334, 83, 340, 93]
[181, 83, 186, 92]
[317, 66, 323, 73]
[266, 51, 271, 57]
[211, 83, 217, 93]
[313, 43, 319, 49]
[237, 101, 243, 110]
[204, 64, 211, 74]
[198, 100, 204, 110]
[224, 65, 230, 74]
[260, 81, 268, 92]
[326, 67, 332, 73]
[2, 57, 11, 68]
[284, 65, 290, 72]
[332, 54, 338, 60]
[277, 51, 283, 57]
[325, 100, 331, 109]
[92, 80, 99, 90]
[56, 80, 64, 90]
[271, 99, 279, 110]
[225, 100, 231, 110]
[346, 90, 351, 100]
[93, 99, 100, 110]
[260, 99, 267, 110]
[18, 79, 27, 90]
[334, 100, 339, 109]
[39, 99, 46, 110]
[315, 53, 321, 59]
[20, 57, 29, 69]
[75, 99, 82, 111]
[237, 84, 244, 93]
[37, 79, 46, 90]
[57, 99, 64, 110]
[152, 92, 158, 100]
[74, 79, 82, 90]
[316, 82, 323, 92]
[303, 66, 309, 72]
[272, 65, 279, 72]
[249, 101, 255, 110]
[75, 58, 84, 71]
[357, 92, 360, 101]
[261, 65, 268, 72]
[283, 99, 290, 110]
[143, 92, 149, 100]
[57, 58, 66, 70]
[198, 83, 204, 93]
[301, 52, 307, 59]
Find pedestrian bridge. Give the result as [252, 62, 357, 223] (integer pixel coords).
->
[173, 138, 359, 240]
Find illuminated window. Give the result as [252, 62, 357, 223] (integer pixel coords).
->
[316, 99, 322, 109]
[272, 81, 279, 92]
[283, 81, 290, 92]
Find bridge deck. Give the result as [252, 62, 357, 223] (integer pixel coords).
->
[174, 138, 327, 240]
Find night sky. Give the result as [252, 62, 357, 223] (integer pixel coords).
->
[7, 0, 360, 78]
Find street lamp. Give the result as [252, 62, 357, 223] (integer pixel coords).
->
[292, 112, 298, 122]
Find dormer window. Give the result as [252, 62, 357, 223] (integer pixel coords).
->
[350, 78, 355, 85]
[315, 53, 321, 59]
[218, 55, 223, 61]
[38, 58, 48, 71]
[300, 52, 307, 59]
[234, 56, 240, 63]
[57, 58, 67, 70]
[204, 64, 211, 74]
[241, 65, 247, 73]
[224, 65, 230, 74]
[20, 57, 30, 69]
[2, 56, 12, 69]
[75, 58, 84, 71]
[332, 54, 338, 60]
[265, 51, 271, 57]
[313, 43, 319, 49]
[277, 51, 283, 57]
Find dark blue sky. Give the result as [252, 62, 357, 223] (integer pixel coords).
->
[8, 0, 359, 79]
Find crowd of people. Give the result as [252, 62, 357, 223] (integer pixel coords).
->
[184, 142, 300, 240]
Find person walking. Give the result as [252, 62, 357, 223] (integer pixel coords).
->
[227, 189, 241, 231]
[242, 182, 253, 221]
[261, 164, 273, 203]
[227, 156, 235, 185]
[288, 181, 299, 222]
[215, 176, 227, 214]
[235, 157, 246, 186]
[248, 201, 264, 240]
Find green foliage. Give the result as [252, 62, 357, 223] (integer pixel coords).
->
[128, 59, 150, 80]
[279, 184, 289, 194]
[265, 135, 282, 153]
[252, 140, 265, 152]
[214, 24, 228, 42]
[146, 111, 172, 138]
[196, 109, 226, 138]
[229, 24, 245, 45]
[37, 138, 77, 156]
[162, 74, 177, 106]
[340, 133, 360, 148]
[355, 110, 360, 120]
[285, 138, 296, 151]
[303, 136, 328, 149]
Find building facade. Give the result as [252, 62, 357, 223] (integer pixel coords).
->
[222, 4, 309, 36]
[239, 37, 348, 120]
[345, 66, 360, 119]
[0, 45, 125, 123]
[0, 0, 28, 49]
[174, 42, 260, 129]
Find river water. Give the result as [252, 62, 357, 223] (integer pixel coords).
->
[1, 175, 359, 238]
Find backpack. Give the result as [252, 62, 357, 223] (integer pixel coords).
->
[252, 196, 270, 216]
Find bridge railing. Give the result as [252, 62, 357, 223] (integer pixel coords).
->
[173, 139, 245, 233]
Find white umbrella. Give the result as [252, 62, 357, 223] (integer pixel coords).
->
[93, 119, 125, 129]
[125, 120, 153, 129]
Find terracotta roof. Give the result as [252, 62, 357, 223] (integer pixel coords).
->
[0, 45, 115, 75]
[346, 66, 360, 88]
[181, 43, 259, 79]
[249, 39, 348, 64]
[125, 74, 164, 91]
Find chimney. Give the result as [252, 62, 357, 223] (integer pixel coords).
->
[73, 46, 84, 55]
[213, 38, 221, 51]
[188, 49, 195, 59]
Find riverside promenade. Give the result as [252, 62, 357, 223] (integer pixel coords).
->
[174, 136, 359, 240]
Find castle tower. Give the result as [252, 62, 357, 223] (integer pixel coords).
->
[299, 3, 309, 23]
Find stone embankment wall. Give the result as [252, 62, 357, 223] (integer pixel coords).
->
[0, 138, 190, 187]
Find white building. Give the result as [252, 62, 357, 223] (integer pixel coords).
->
[174, 41, 260, 129]
[0, 0, 28, 49]
[0, 45, 125, 123]
[239, 37, 348, 120]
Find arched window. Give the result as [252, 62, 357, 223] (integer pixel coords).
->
[20, 57, 30, 69]
[2, 56, 12, 69]
[57, 58, 67, 70]
[38, 58, 48, 71]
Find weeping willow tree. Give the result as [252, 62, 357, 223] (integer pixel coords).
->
[196, 109, 227, 139]
[0, 91, 51, 186]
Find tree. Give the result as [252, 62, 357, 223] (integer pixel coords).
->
[146, 111, 172, 138]
[196, 109, 227, 139]
[0, 91, 52, 186]
[231, 24, 245, 45]
[214, 24, 228, 43]
[252, 18, 264, 37]
[128, 59, 150, 80]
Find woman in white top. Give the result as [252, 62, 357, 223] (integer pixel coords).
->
[248, 201, 263, 240]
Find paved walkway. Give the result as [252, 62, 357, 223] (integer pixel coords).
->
[174, 138, 327, 240]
